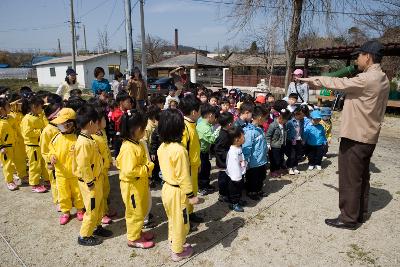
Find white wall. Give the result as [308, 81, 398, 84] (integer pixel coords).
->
[83, 54, 128, 89]
[36, 54, 128, 89]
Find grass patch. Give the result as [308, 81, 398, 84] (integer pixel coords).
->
[395, 191, 400, 195]
[129, 251, 137, 259]
[346, 244, 377, 265]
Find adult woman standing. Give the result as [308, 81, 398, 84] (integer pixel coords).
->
[56, 68, 79, 100]
[127, 67, 147, 109]
[286, 69, 309, 103]
[91, 67, 111, 96]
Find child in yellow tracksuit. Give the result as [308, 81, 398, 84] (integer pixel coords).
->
[0, 99, 19, 191]
[49, 108, 85, 225]
[180, 95, 203, 225]
[157, 109, 200, 262]
[20, 95, 49, 193]
[40, 102, 63, 208]
[75, 105, 112, 246]
[116, 109, 155, 249]
[91, 111, 113, 225]
[8, 93, 28, 184]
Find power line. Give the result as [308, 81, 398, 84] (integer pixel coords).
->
[186, 0, 398, 17]
[110, 0, 140, 38]
[105, 0, 119, 28]
[78, 0, 112, 19]
[0, 23, 66, 33]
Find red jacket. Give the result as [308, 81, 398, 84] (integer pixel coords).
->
[111, 108, 124, 132]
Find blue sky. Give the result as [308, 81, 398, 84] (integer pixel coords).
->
[0, 0, 360, 53]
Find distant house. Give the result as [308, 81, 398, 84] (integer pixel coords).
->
[162, 45, 208, 58]
[33, 52, 127, 88]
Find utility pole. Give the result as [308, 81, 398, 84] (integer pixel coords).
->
[57, 38, 62, 55]
[124, 0, 134, 75]
[139, 0, 147, 81]
[83, 24, 87, 53]
[70, 0, 76, 70]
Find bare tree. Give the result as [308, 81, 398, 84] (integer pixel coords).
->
[134, 34, 170, 64]
[97, 28, 110, 53]
[227, 0, 356, 90]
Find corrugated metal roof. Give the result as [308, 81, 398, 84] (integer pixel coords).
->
[148, 53, 226, 69]
[33, 52, 124, 66]
[297, 42, 400, 59]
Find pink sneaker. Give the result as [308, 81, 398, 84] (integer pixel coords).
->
[76, 210, 85, 221]
[43, 181, 51, 190]
[101, 215, 112, 224]
[59, 214, 70, 225]
[141, 231, 155, 241]
[270, 171, 281, 178]
[31, 185, 47, 193]
[171, 246, 194, 262]
[6, 182, 18, 191]
[127, 236, 155, 249]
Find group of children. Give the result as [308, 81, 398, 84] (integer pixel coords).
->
[0, 83, 332, 262]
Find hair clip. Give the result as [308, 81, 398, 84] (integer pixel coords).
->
[127, 110, 132, 116]
[280, 109, 286, 113]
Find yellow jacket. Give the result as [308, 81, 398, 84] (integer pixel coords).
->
[157, 142, 194, 197]
[40, 111, 49, 127]
[320, 120, 332, 140]
[40, 123, 60, 164]
[141, 119, 157, 146]
[92, 130, 112, 171]
[9, 112, 24, 140]
[21, 113, 44, 146]
[74, 133, 103, 187]
[0, 116, 15, 150]
[181, 117, 201, 168]
[49, 132, 77, 178]
[116, 139, 154, 182]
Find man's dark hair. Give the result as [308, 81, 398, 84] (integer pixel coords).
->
[158, 109, 185, 143]
[94, 67, 105, 78]
[150, 94, 166, 105]
[273, 99, 288, 111]
[66, 97, 86, 112]
[200, 103, 216, 118]
[69, 89, 82, 98]
[116, 91, 132, 104]
[252, 105, 269, 119]
[76, 105, 99, 130]
[218, 112, 234, 127]
[120, 110, 147, 139]
[146, 105, 161, 121]
[179, 94, 200, 116]
[227, 126, 244, 144]
[239, 102, 254, 114]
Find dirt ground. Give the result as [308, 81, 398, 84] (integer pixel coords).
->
[0, 115, 399, 267]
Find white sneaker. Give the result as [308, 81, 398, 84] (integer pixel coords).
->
[308, 165, 314, 170]
[316, 165, 322, 170]
[293, 168, 300, 174]
[13, 175, 22, 186]
[322, 156, 328, 160]
[289, 168, 295, 175]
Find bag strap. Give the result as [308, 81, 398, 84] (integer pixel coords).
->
[294, 83, 305, 103]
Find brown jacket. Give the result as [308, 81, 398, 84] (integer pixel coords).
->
[304, 64, 389, 144]
[127, 79, 147, 100]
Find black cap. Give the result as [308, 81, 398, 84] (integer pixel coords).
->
[66, 68, 77, 76]
[351, 40, 384, 57]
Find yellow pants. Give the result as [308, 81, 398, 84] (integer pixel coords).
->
[188, 165, 199, 214]
[13, 139, 27, 178]
[101, 171, 110, 216]
[57, 175, 84, 213]
[25, 146, 49, 186]
[1, 147, 16, 183]
[48, 169, 58, 204]
[79, 177, 104, 237]
[120, 177, 149, 241]
[162, 183, 190, 254]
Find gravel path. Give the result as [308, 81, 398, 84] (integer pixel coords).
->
[0, 116, 399, 267]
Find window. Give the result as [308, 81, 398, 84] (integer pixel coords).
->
[50, 67, 56, 77]
[108, 65, 120, 75]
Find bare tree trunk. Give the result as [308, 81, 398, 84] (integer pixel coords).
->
[284, 0, 303, 92]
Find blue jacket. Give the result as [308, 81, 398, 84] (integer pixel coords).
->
[91, 79, 111, 94]
[242, 123, 268, 168]
[304, 123, 327, 146]
[286, 118, 305, 141]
